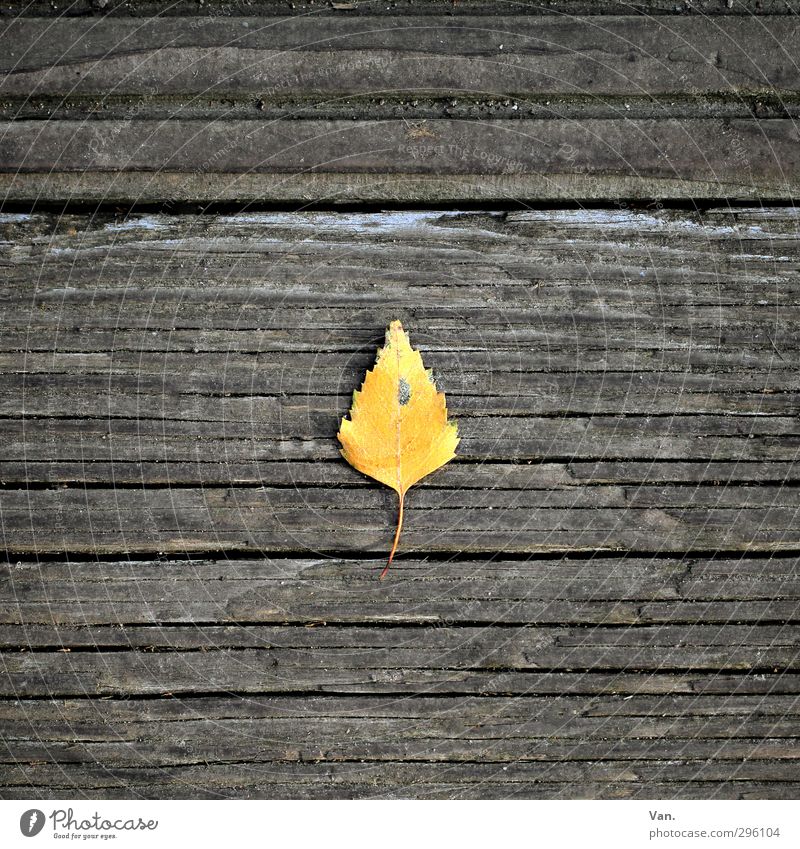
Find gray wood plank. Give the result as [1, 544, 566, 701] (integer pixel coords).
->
[2, 118, 798, 200]
[4, 767, 799, 800]
[2, 208, 798, 414]
[3, 625, 798, 697]
[3, 479, 800, 553]
[4, 760, 800, 787]
[5, 414, 798, 462]
[2, 202, 798, 799]
[5, 170, 800, 203]
[6, 692, 800, 722]
[10, 682, 799, 797]
[1, 207, 797, 562]
[4, 208, 799, 335]
[2, 556, 798, 626]
[3, 117, 797, 176]
[2, 375, 799, 416]
[2, 666, 795, 697]
[0, 460, 797, 487]
[3, 621, 799, 651]
[2, 1, 795, 17]
[3, 16, 797, 99]
[2, 694, 798, 767]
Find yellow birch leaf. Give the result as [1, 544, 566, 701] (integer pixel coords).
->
[337, 320, 459, 578]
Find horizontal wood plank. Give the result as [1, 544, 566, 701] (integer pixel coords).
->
[3, 624, 799, 698]
[2, 695, 799, 771]
[0, 460, 797, 487]
[1, 207, 798, 560]
[6, 170, 800, 202]
[3, 16, 798, 100]
[3, 556, 798, 626]
[3, 202, 799, 796]
[2, 120, 797, 202]
[2, 484, 800, 554]
[4, 8, 798, 200]
[2, 1, 796, 17]
[3, 779, 798, 800]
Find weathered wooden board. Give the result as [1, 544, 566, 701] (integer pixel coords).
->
[3, 627, 799, 797]
[0, 461, 795, 487]
[3, 485, 800, 554]
[5, 637, 800, 697]
[3, 0, 800, 798]
[3, 778, 799, 801]
[3, 695, 800, 764]
[4, 763, 800, 801]
[3, 16, 798, 98]
[2, 0, 797, 17]
[1, 207, 798, 561]
[2, 9, 798, 199]
[3, 556, 799, 625]
[4, 414, 799, 461]
[2, 119, 798, 202]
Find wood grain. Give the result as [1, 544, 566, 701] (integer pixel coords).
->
[1, 207, 798, 564]
[2, 1, 796, 17]
[3, 555, 798, 626]
[2, 10, 798, 200]
[2, 119, 798, 200]
[2, 202, 799, 794]
[3, 16, 798, 98]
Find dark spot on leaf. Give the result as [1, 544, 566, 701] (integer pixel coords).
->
[398, 377, 411, 406]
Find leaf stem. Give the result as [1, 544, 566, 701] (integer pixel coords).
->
[381, 489, 405, 580]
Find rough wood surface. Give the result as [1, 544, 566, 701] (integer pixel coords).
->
[3, 556, 798, 626]
[4, 16, 798, 98]
[2, 10, 798, 200]
[1, 206, 799, 798]
[3, 118, 798, 202]
[3, 1, 797, 17]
